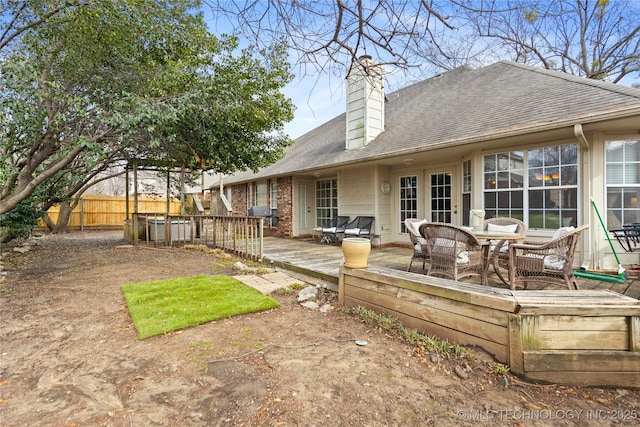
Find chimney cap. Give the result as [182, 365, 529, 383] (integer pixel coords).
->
[359, 54, 373, 61]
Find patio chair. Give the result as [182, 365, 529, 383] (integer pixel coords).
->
[343, 216, 375, 239]
[320, 216, 350, 244]
[508, 224, 589, 290]
[419, 222, 490, 285]
[482, 217, 527, 285]
[405, 218, 429, 272]
[610, 223, 640, 253]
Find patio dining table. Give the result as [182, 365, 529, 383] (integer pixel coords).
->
[470, 229, 526, 286]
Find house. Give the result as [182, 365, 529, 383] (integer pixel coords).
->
[212, 57, 640, 271]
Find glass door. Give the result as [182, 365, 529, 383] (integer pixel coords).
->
[429, 172, 453, 223]
[399, 175, 418, 232]
[297, 181, 314, 236]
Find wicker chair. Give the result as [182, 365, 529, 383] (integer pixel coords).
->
[405, 218, 429, 272]
[508, 225, 589, 290]
[482, 217, 527, 285]
[419, 222, 490, 285]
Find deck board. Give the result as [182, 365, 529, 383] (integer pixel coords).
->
[262, 237, 640, 299]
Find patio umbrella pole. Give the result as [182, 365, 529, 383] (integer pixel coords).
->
[574, 197, 628, 284]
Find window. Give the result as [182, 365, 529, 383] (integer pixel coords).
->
[269, 181, 278, 227]
[462, 160, 471, 226]
[399, 175, 418, 232]
[484, 151, 524, 221]
[528, 145, 578, 228]
[483, 144, 578, 229]
[256, 183, 268, 207]
[315, 179, 338, 227]
[270, 181, 278, 209]
[247, 184, 254, 209]
[606, 140, 639, 228]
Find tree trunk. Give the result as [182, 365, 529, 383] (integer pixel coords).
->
[42, 200, 75, 233]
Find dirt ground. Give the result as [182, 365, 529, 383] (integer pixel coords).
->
[1, 231, 638, 427]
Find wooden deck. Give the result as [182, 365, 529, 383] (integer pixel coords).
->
[262, 237, 640, 388]
[262, 237, 640, 299]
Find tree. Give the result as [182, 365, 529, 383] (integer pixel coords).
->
[1, 0, 295, 218]
[458, 0, 640, 83]
[205, 0, 455, 77]
[36, 155, 127, 234]
[206, 0, 639, 84]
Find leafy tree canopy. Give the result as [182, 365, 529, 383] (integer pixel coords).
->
[0, 0, 295, 215]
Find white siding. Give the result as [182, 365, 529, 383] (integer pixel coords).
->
[345, 56, 384, 150]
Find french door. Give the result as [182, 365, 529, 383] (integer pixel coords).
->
[429, 171, 453, 223]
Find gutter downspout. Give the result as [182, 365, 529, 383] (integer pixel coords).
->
[574, 124, 594, 269]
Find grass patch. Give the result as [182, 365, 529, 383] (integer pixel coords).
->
[121, 275, 279, 339]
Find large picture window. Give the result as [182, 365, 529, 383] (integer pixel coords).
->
[315, 179, 338, 227]
[606, 140, 639, 228]
[483, 144, 578, 229]
[399, 175, 418, 232]
[528, 144, 578, 228]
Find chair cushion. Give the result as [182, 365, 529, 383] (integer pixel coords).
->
[487, 223, 519, 249]
[489, 243, 510, 253]
[457, 251, 469, 264]
[520, 253, 566, 271]
[552, 226, 575, 240]
[407, 219, 427, 236]
[344, 228, 360, 235]
[487, 223, 518, 233]
[322, 227, 337, 233]
[414, 237, 428, 252]
[544, 255, 566, 270]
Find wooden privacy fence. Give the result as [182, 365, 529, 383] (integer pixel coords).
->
[125, 214, 264, 261]
[40, 195, 181, 229]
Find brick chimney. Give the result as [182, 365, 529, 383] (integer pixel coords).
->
[345, 55, 384, 150]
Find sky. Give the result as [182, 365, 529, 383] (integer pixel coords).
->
[201, 7, 420, 141]
[202, 5, 640, 142]
[281, 64, 640, 141]
[281, 72, 347, 140]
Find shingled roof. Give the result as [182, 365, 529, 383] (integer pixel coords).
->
[225, 61, 640, 184]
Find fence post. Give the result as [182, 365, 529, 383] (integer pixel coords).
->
[258, 218, 264, 261]
[80, 198, 85, 231]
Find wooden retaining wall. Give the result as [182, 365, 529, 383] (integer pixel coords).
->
[339, 265, 640, 389]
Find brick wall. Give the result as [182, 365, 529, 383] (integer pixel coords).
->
[231, 185, 247, 215]
[275, 177, 292, 238]
[209, 178, 294, 238]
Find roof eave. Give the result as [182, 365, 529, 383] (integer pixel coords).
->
[219, 105, 640, 187]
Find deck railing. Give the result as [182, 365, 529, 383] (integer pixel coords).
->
[127, 213, 264, 261]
